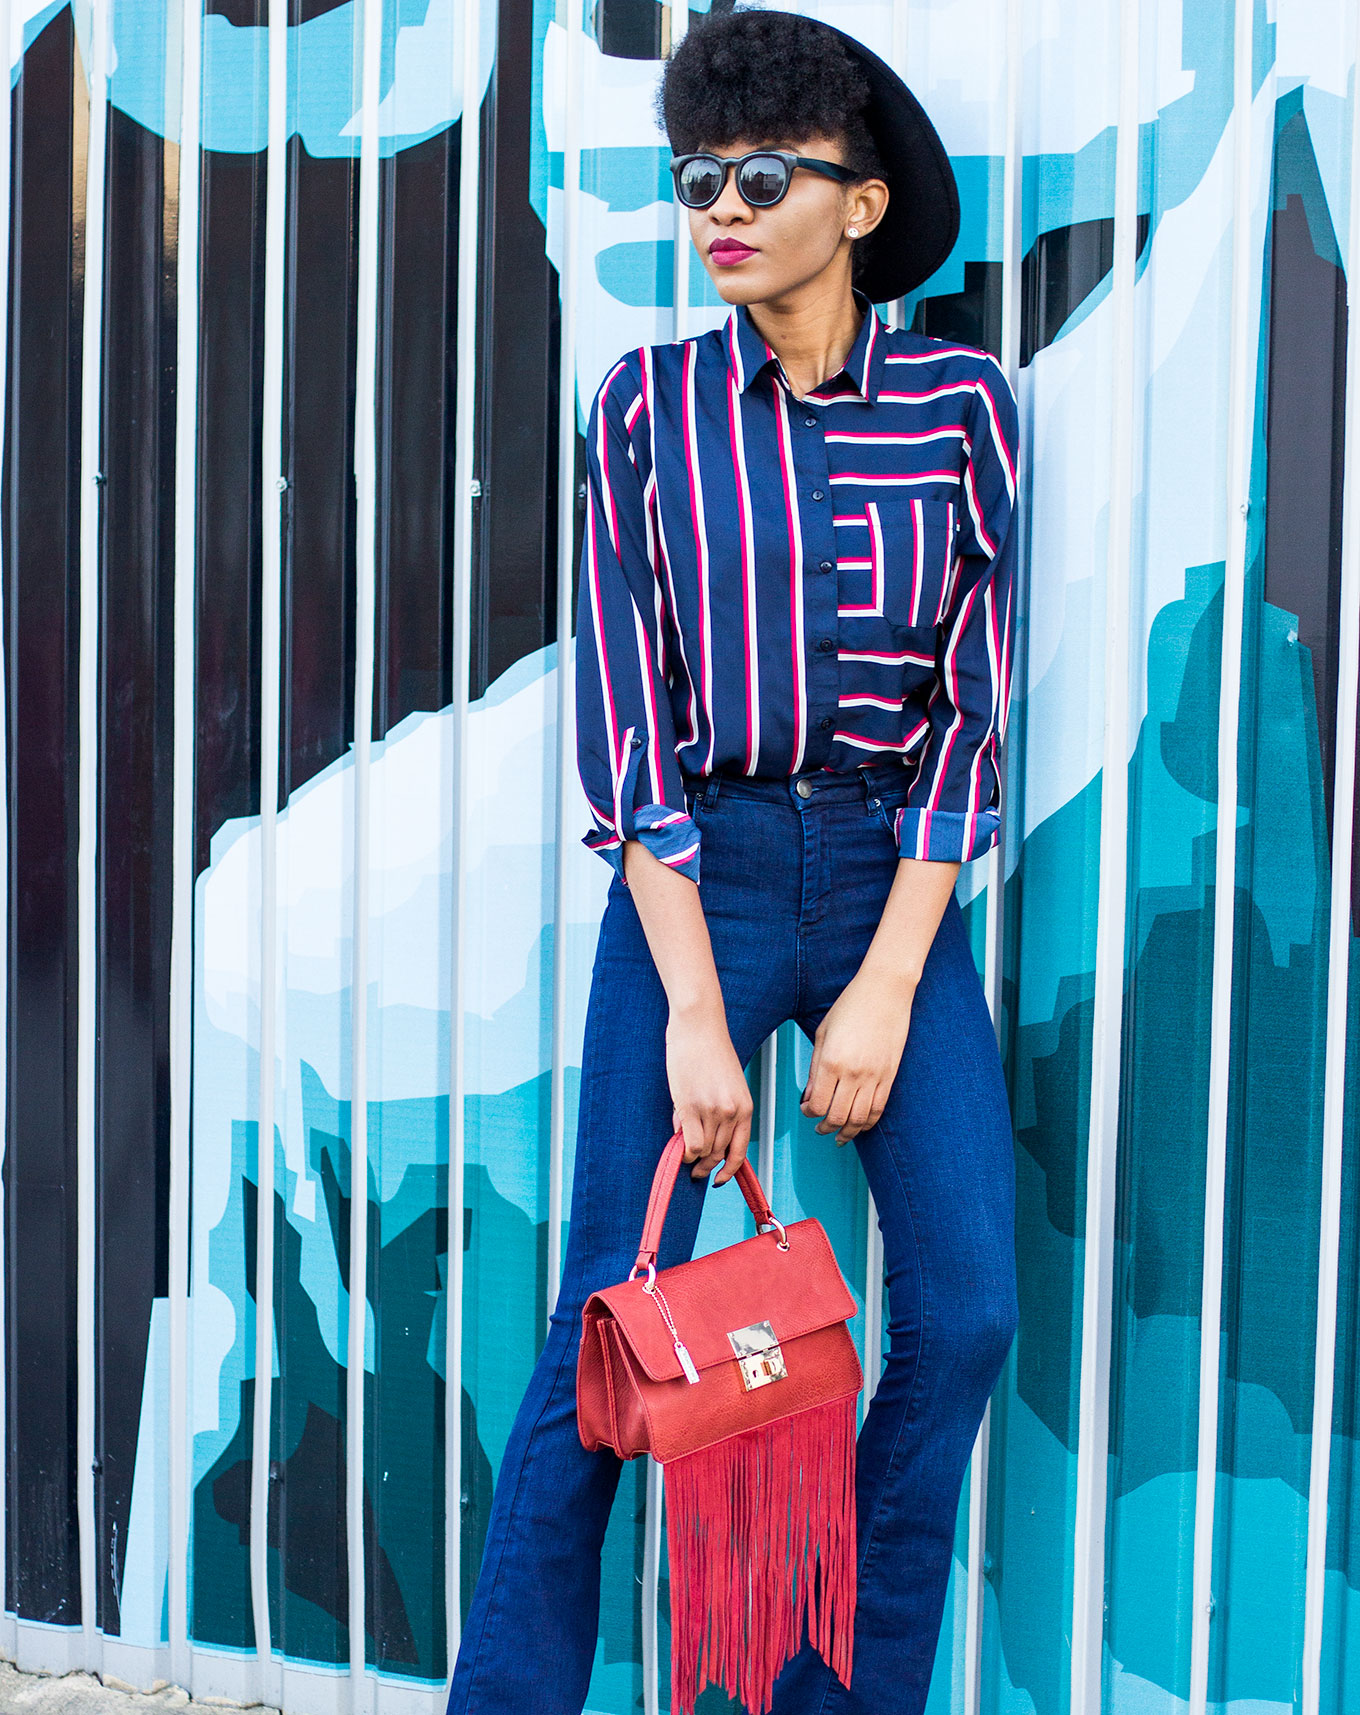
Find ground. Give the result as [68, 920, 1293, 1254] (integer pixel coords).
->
[0, 1663, 267, 1715]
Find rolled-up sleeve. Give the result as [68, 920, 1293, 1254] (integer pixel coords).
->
[894, 353, 1019, 864]
[575, 357, 701, 885]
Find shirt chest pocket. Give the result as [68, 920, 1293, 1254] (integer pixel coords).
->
[860, 497, 959, 633]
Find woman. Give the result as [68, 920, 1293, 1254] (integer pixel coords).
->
[448, 10, 1020, 1713]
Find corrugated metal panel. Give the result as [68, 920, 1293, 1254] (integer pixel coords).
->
[0, 3, 1355, 1712]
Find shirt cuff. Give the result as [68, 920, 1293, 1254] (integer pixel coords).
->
[582, 802, 702, 885]
[891, 803, 1001, 863]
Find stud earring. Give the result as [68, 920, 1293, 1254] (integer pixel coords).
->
[847, 226, 859, 238]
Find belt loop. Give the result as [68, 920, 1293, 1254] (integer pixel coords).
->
[706, 775, 722, 807]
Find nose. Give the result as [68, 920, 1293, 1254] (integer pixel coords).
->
[708, 170, 752, 226]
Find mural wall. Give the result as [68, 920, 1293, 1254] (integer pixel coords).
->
[0, 1, 1357, 1712]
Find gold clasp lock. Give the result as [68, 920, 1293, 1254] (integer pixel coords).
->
[727, 1320, 787, 1391]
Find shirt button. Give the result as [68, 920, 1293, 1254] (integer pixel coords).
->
[804, 415, 818, 427]
[795, 779, 813, 798]
[817, 637, 835, 653]
[818, 560, 834, 573]
[811, 488, 825, 502]
[819, 716, 834, 731]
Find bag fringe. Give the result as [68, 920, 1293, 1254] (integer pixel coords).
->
[664, 1395, 857, 1715]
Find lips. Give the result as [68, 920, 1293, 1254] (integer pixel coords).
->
[709, 238, 758, 265]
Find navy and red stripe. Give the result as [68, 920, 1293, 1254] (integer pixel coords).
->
[575, 290, 1020, 883]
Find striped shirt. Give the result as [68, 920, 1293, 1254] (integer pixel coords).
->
[575, 290, 1020, 884]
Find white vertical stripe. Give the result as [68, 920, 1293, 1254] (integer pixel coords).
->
[0, 0, 14, 1650]
[445, 0, 484, 1665]
[966, 3, 1026, 1704]
[168, 0, 203, 1685]
[986, 0, 1025, 1034]
[863, 1197, 883, 1409]
[253, 0, 289, 1687]
[1301, 12, 1360, 1704]
[1189, 1, 1258, 1707]
[669, 3, 687, 344]
[641, 1456, 664, 1715]
[349, 0, 382, 1702]
[890, 0, 909, 79]
[76, 0, 110, 1660]
[1070, 0, 1140, 1703]
[963, 1401, 991, 1715]
[885, 0, 909, 330]
[548, 0, 582, 1329]
[758, 1030, 778, 1191]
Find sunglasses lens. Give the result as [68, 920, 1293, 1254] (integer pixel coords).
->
[736, 155, 788, 206]
[677, 158, 724, 207]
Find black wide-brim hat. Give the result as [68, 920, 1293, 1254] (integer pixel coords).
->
[783, 14, 960, 303]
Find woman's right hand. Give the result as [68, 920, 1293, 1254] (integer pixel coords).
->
[666, 1007, 754, 1185]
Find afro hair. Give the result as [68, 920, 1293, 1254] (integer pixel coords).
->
[656, 6, 885, 183]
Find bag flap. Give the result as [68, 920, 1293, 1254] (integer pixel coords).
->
[585, 1218, 856, 1385]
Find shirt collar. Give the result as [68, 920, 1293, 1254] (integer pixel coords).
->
[722, 288, 886, 404]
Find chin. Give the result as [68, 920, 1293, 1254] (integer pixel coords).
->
[706, 267, 801, 306]
[703, 254, 844, 309]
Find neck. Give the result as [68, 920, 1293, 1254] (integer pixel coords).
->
[744, 271, 863, 400]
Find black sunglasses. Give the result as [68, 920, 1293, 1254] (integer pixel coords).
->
[669, 149, 858, 211]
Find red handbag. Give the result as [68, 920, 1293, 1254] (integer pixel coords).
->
[576, 1130, 863, 1715]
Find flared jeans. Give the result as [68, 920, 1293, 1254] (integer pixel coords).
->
[447, 758, 1019, 1714]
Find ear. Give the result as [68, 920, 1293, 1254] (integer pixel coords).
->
[844, 176, 889, 240]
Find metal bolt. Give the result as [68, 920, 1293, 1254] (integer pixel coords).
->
[93, 471, 106, 486]
[469, 478, 482, 499]
[275, 476, 288, 493]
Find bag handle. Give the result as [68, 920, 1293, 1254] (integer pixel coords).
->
[630, 1129, 788, 1284]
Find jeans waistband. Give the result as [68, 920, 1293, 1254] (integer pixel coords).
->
[681, 757, 914, 809]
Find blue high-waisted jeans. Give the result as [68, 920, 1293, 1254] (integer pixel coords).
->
[448, 758, 1019, 1714]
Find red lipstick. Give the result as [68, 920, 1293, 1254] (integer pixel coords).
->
[709, 237, 758, 265]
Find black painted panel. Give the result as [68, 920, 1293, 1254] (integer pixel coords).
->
[195, 145, 266, 875]
[190, 138, 266, 1646]
[373, 130, 458, 738]
[470, 0, 559, 699]
[94, 100, 177, 1635]
[1019, 213, 1151, 365]
[272, 135, 356, 1662]
[1261, 118, 1349, 920]
[279, 139, 357, 802]
[2, 7, 82, 1624]
[913, 259, 1004, 361]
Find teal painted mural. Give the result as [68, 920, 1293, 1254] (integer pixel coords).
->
[0, 2, 1357, 1713]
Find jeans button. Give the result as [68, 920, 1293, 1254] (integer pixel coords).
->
[795, 778, 813, 799]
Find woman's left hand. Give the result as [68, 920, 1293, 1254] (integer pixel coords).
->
[800, 968, 915, 1144]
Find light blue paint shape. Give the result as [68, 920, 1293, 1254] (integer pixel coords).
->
[595, 238, 727, 308]
[118, 1298, 171, 1646]
[104, 0, 496, 158]
[12, 0, 65, 84]
[1244, 602, 1324, 965]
